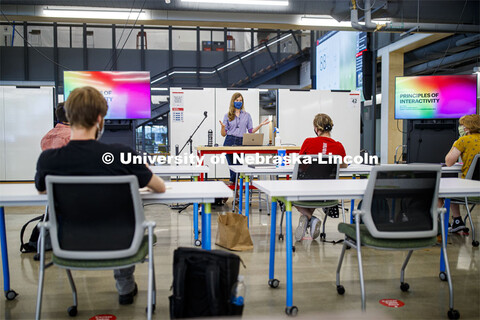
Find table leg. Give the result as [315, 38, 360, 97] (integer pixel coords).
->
[203, 203, 212, 250]
[0, 206, 17, 300]
[201, 204, 206, 248]
[440, 198, 451, 273]
[245, 175, 250, 227]
[350, 175, 356, 223]
[233, 172, 239, 212]
[193, 176, 200, 246]
[285, 201, 295, 312]
[239, 175, 244, 215]
[268, 198, 278, 283]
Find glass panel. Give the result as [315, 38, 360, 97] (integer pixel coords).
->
[1, 24, 23, 47]
[146, 29, 168, 50]
[57, 26, 71, 48]
[27, 25, 53, 47]
[172, 29, 196, 51]
[115, 26, 140, 49]
[136, 121, 169, 154]
[87, 27, 112, 49]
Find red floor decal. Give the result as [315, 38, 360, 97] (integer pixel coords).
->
[379, 299, 405, 308]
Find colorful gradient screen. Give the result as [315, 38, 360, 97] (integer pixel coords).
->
[395, 75, 477, 119]
[64, 71, 151, 119]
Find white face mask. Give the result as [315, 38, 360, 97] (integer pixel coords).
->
[96, 120, 105, 140]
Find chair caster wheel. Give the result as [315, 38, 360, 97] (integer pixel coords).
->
[146, 304, 156, 314]
[292, 246, 296, 252]
[67, 306, 77, 317]
[472, 240, 479, 247]
[336, 285, 345, 295]
[5, 290, 18, 300]
[194, 239, 202, 247]
[33, 253, 40, 261]
[285, 306, 298, 316]
[447, 309, 460, 319]
[268, 279, 280, 288]
[400, 282, 410, 292]
[439, 272, 448, 281]
[278, 234, 284, 241]
[320, 233, 326, 240]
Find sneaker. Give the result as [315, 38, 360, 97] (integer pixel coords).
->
[295, 215, 309, 242]
[119, 283, 138, 305]
[310, 216, 321, 239]
[448, 218, 467, 233]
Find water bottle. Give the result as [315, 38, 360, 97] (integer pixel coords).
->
[274, 128, 281, 146]
[231, 275, 246, 306]
[208, 129, 213, 147]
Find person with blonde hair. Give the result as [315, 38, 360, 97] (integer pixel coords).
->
[35, 86, 165, 305]
[443, 114, 480, 232]
[295, 113, 347, 241]
[219, 92, 269, 184]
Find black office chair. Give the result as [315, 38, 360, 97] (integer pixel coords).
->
[336, 165, 459, 319]
[451, 153, 480, 247]
[278, 154, 345, 242]
[36, 175, 156, 320]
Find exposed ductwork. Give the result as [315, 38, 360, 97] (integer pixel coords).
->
[405, 47, 480, 75]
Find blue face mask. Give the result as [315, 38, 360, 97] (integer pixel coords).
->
[234, 101, 243, 109]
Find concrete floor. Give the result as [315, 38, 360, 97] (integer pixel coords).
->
[1, 195, 479, 320]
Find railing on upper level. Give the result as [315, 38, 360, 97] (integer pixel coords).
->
[150, 31, 308, 88]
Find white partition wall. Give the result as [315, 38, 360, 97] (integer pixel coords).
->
[0, 87, 5, 180]
[215, 88, 260, 178]
[1, 86, 54, 181]
[278, 89, 361, 157]
[169, 88, 216, 176]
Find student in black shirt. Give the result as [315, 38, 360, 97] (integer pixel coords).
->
[35, 86, 165, 305]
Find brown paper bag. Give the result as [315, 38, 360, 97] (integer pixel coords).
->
[215, 212, 253, 251]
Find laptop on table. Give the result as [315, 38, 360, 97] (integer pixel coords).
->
[243, 133, 264, 146]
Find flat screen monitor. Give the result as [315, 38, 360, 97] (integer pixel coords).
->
[395, 74, 477, 120]
[64, 71, 151, 119]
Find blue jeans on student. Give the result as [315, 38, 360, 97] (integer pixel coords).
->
[224, 135, 243, 183]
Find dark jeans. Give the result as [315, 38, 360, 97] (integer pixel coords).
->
[224, 135, 243, 183]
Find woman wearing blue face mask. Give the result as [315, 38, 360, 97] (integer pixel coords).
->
[219, 92, 270, 185]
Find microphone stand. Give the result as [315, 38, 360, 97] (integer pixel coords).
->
[171, 112, 208, 213]
[178, 113, 208, 156]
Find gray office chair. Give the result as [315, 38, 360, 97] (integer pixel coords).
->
[451, 153, 480, 247]
[36, 175, 156, 320]
[335, 165, 459, 319]
[278, 154, 345, 242]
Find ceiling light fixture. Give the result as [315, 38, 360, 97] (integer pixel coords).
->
[43, 6, 148, 20]
[181, 0, 288, 6]
[300, 16, 351, 27]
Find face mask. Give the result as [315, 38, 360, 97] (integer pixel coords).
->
[96, 120, 105, 140]
[458, 125, 466, 137]
[234, 101, 243, 109]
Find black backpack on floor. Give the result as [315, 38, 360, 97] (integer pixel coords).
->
[169, 247, 244, 319]
[20, 214, 52, 254]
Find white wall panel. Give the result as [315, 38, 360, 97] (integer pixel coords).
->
[3, 86, 54, 180]
[278, 89, 360, 157]
[169, 88, 216, 177]
[0, 87, 5, 180]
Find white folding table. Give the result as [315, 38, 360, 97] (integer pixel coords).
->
[252, 178, 480, 315]
[0, 181, 231, 300]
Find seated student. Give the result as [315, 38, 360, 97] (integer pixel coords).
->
[40, 102, 71, 150]
[442, 114, 480, 232]
[35, 86, 166, 305]
[295, 113, 347, 241]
